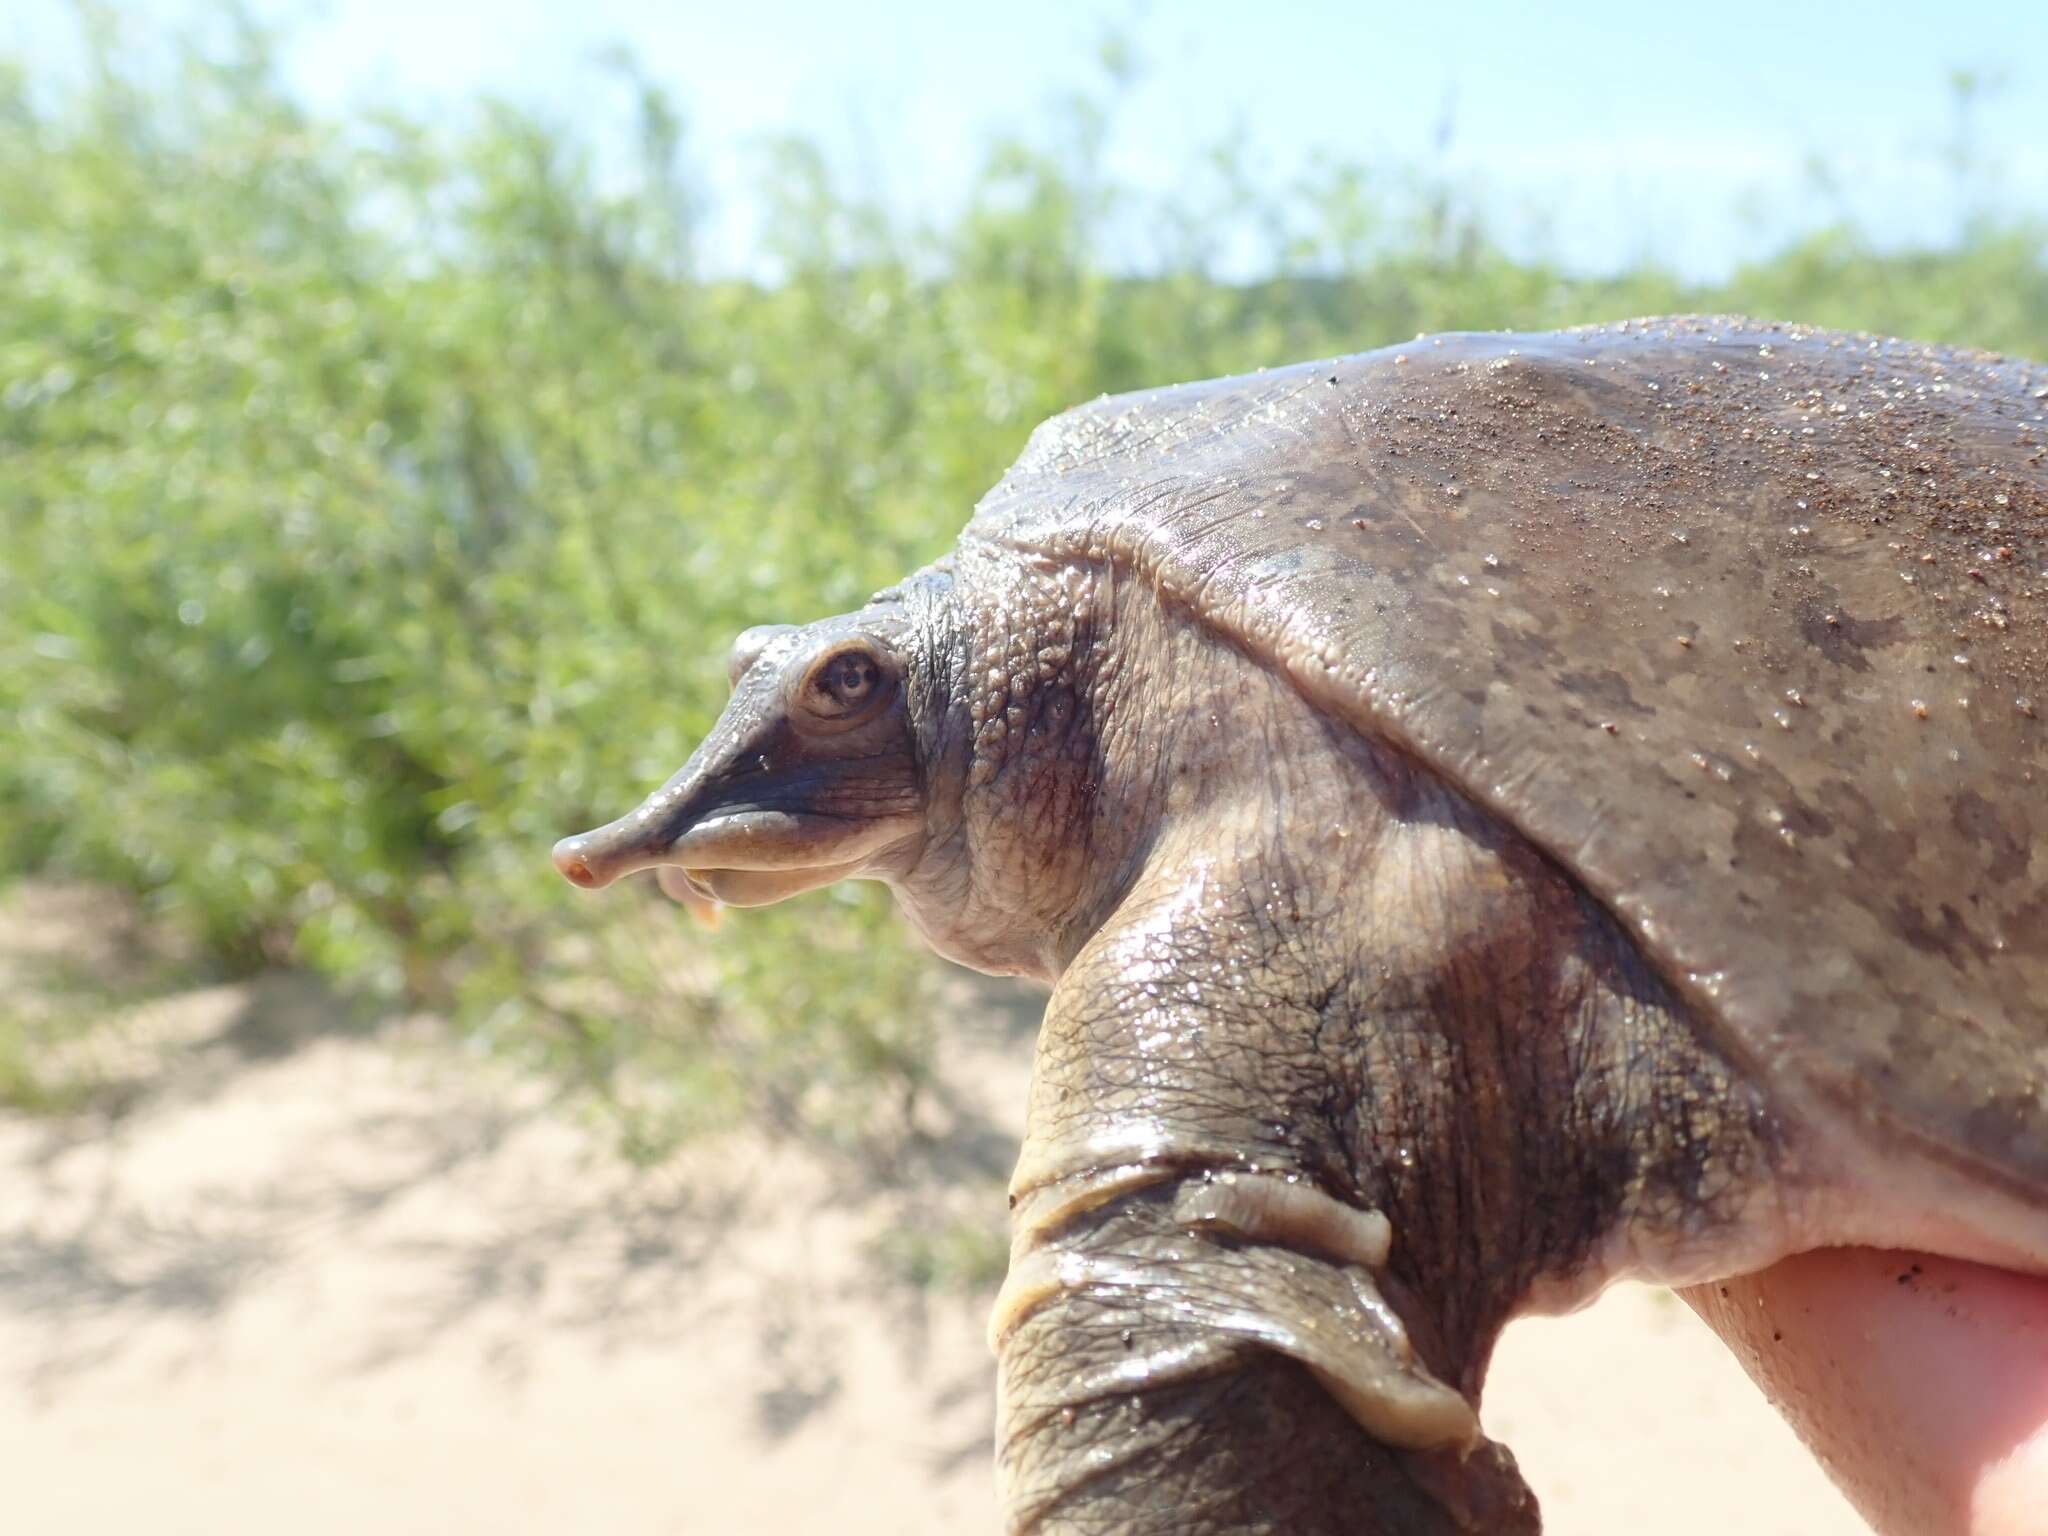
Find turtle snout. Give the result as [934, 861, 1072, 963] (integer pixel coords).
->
[551, 806, 687, 890]
[554, 731, 733, 892]
[551, 828, 630, 889]
[551, 834, 603, 888]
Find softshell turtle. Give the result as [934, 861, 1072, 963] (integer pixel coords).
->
[553, 317, 2048, 1533]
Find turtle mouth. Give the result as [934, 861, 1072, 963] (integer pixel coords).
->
[648, 814, 889, 925]
[659, 808, 903, 880]
[657, 859, 869, 910]
[657, 866, 720, 907]
[552, 808, 908, 923]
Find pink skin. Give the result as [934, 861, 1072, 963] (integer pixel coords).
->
[1684, 1250, 2048, 1536]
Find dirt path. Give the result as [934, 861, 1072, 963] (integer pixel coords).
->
[0, 893, 1866, 1534]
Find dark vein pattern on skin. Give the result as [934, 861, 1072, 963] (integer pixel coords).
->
[990, 586, 1784, 1531]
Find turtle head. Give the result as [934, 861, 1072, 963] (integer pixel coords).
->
[551, 606, 932, 922]
[554, 566, 1108, 979]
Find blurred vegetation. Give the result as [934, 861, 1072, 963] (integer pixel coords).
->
[2, 13, 2043, 1148]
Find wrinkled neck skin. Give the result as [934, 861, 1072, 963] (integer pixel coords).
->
[889, 554, 1156, 981]
[901, 556, 1794, 1532]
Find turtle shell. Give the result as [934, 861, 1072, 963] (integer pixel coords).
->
[960, 316, 2048, 1205]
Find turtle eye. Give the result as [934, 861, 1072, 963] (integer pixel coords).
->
[794, 645, 895, 728]
[816, 653, 877, 708]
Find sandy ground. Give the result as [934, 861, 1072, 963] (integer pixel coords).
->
[0, 887, 1869, 1534]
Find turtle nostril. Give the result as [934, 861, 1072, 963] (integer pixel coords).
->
[552, 838, 600, 889]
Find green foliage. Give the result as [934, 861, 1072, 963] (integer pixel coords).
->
[874, 1213, 1012, 1292]
[3, 15, 2043, 1143]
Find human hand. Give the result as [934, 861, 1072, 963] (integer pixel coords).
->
[1684, 1249, 2048, 1536]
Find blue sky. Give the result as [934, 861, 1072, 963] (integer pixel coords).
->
[11, 0, 2045, 278]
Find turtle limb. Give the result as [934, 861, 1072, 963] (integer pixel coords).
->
[994, 1152, 1533, 1535]
[997, 1168, 1473, 1451]
[991, 855, 1545, 1536]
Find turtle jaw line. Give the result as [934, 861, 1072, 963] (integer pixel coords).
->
[659, 865, 720, 906]
[661, 807, 910, 874]
[645, 807, 920, 911]
[660, 857, 875, 910]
